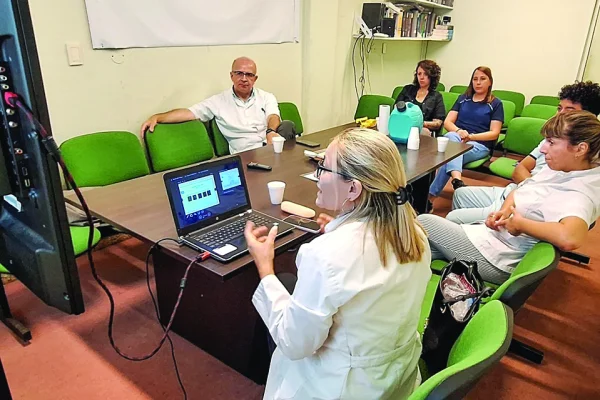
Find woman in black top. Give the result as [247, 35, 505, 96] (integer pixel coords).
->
[396, 60, 446, 136]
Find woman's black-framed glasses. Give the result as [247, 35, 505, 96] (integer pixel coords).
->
[316, 160, 352, 180]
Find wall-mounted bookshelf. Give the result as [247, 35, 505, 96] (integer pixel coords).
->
[352, 34, 450, 42]
[411, 0, 453, 11]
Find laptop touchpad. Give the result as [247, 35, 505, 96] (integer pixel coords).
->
[214, 244, 237, 256]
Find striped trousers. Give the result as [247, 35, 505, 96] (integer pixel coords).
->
[417, 214, 511, 285]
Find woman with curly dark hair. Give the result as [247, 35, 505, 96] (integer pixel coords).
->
[395, 60, 446, 136]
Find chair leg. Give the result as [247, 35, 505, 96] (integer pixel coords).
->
[562, 251, 590, 265]
[509, 339, 543, 364]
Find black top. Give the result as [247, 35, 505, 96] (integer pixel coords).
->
[396, 84, 446, 123]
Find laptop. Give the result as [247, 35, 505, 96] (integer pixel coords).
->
[163, 155, 295, 262]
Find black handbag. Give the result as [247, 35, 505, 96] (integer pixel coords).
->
[421, 259, 493, 374]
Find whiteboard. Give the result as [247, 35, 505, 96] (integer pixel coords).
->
[84, 0, 300, 49]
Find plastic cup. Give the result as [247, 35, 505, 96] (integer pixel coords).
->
[272, 136, 285, 153]
[267, 181, 286, 205]
[437, 137, 449, 152]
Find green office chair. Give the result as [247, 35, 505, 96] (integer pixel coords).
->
[278, 102, 304, 135]
[438, 92, 460, 136]
[436, 82, 446, 92]
[521, 104, 556, 120]
[60, 131, 150, 187]
[410, 300, 513, 400]
[208, 120, 231, 157]
[449, 85, 468, 94]
[144, 121, 214, 172]
[530, 95, 560, 107]
[497, 100, 516, 146]
[69, 226, 102, 255]
[489, 117, 546, 179]
[426, 242, 559, 364]
[493, 90, 526, 116]
[354, 95, 395, 120]
[391, 86, 404, 100]
[0, 226, 102, 275]
[441, 91, 460, 114]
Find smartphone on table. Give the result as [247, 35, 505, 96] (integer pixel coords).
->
[296, 138, 320, 148]
[283, 215, 321, 233]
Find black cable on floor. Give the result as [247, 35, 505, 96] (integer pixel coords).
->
[6, 91, 195, 399]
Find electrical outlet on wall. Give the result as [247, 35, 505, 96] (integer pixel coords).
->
[65, 42, 83, 66]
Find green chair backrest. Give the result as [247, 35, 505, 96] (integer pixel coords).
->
[441, 92, 460, 114]
[409, 300, 513, 400]
[493, 90, 526, 116]
[278, 102, 304, 135]
[490, 242, 559, 311]
[60, 131, 150, 187]
[501, 100, 516, 129]
[436, 82, 446, 92]
[449, 85, 468, 94]
[354, 95, 395, 120]
[502, 117, 546, 156]
[521, 104, 557, 120]
[144, 121, 214, 172]
[0, 263, 9, 274]
[530, 95, 560, 107]
[391, 85, 404, 100]
[208, 120, 231, 157]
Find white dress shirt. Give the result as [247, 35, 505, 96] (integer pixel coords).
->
[463, 165, 600, 273]
[252, 215, 432, 400]
[188, 87, 280, 154]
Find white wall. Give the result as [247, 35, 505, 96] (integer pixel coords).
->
[301, 0, 422, 132]
[28, 0, 302, 143]
[427, 0, 596, 101]
[26, 0, 423, 140]
[584, 16, 600, 82]
[27, 0, 598, 142]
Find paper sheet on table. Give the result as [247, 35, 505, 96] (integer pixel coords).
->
[301, 172, 318, 182]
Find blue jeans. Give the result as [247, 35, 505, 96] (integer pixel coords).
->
[429, 132, 490, 196]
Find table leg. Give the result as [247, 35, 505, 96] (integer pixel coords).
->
[410, 172, 434, 214]
[153, 250, 271, 384]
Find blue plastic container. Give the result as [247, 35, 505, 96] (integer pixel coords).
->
[388, 101, 424, 144]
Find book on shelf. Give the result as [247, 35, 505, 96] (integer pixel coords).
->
[361, 2, 453, 40]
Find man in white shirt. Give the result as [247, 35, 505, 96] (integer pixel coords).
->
[140, 57, 295, 154]
[446, 81, 600, 224]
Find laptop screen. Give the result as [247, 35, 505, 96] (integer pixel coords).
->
[164, 156, 250, 234]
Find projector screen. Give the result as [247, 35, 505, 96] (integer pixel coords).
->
[84, 0, 300, 49]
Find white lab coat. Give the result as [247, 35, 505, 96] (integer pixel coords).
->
[252, 215, 432, 400]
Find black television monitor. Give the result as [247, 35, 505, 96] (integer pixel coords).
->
[0, 0, 84, 340]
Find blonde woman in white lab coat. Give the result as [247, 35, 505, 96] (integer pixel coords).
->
[244, 128, 432, 400]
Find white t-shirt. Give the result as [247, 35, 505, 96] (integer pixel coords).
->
[188, 87, 280, 154]
[463, 165, 600, 273]
[528, 139, 547, 176]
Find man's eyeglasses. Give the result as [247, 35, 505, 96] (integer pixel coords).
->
[232, 71, 257, 79]
[316, 160, 352, 180]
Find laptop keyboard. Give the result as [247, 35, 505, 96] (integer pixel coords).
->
[191, 213, 274, 248]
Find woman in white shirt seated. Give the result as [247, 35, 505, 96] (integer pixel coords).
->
[418, 111, 600, 284]
[243, 128, 432, 400]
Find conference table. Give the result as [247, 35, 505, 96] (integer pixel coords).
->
[65, 123, 471, 383]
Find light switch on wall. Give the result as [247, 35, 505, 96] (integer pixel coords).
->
[65, 42, 83, 66]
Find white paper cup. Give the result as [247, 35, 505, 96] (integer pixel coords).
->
[267, 181, 286, 205]
[437, 137, 449, 152]
[272, 136, 285, 153]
